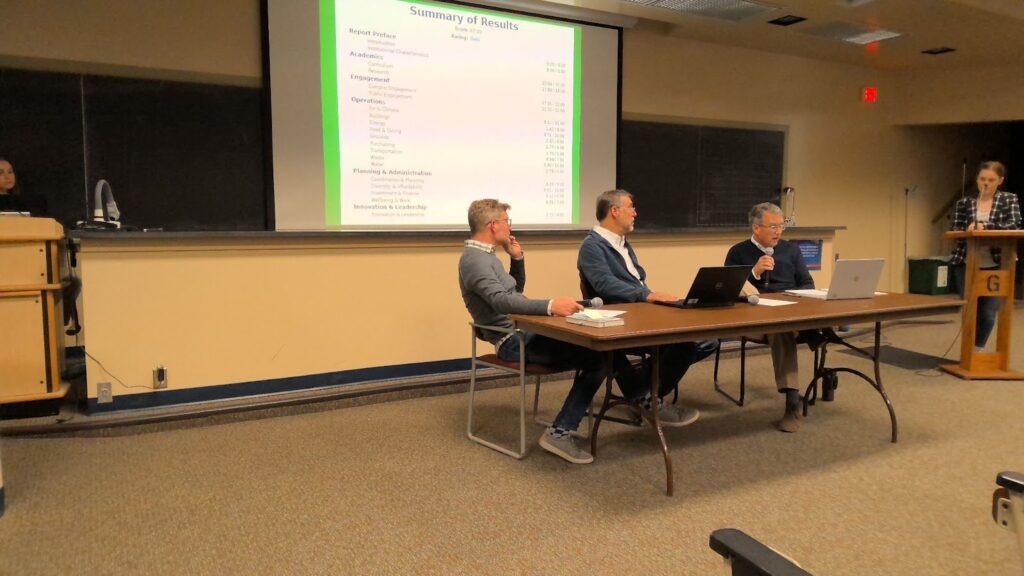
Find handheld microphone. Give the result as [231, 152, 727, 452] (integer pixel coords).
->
[737, 294, 759, 305]
[763, 247, 774, 286]
[577, 297, 603, 309]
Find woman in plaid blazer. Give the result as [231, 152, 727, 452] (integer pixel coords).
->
[948, 161, 1022, 349]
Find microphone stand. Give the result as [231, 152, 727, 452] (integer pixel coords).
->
[975, 184, 985, 231]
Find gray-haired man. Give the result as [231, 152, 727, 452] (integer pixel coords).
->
[725, 202, 825, 432]
[459, 199, 605, 463]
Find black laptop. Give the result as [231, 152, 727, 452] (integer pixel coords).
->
[654, 265, 753, 309]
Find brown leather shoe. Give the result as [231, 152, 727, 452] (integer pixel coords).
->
[777, 404, 802, 433]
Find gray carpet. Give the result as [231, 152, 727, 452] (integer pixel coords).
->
[0, 311, 1022, 575]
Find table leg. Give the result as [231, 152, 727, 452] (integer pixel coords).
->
[871, 322, 898, 443]
[646, 347, 674, 496]
[802, 322, 898, 443]
[589, 348, 675, 495]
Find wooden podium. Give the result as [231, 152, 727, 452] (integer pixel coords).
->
[941, 230, 1024, 380]
[0, 216, 70, 403]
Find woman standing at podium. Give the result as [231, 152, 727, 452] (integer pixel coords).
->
[948, 161, 1021, 350]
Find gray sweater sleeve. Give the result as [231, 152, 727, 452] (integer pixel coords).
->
[459, 248, 550, 344]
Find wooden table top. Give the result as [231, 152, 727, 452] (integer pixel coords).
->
[511, 293, 963, 351]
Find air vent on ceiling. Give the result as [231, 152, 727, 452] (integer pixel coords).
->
[801, 21, 902, 45]
[619, 0, 778, 22]
[922, 46, 956, 55]
[768, 14, 806, 26]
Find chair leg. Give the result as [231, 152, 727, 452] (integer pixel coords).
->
[532, 374, 542, 423]
[467, 358, 478, 440]
[713, 342, 722, 386]
[739, 339, 747, 406]
[466, 358, 530, 459]
[714, 338, 745, 407]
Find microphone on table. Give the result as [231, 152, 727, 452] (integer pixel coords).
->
[577, 297, 603, 309]
[736, 294, 760, 305]
[763, 247, 774, 287]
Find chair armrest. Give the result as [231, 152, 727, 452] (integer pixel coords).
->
[470, 322, 523, 341]
[997, 471, 1024, 493]
[709, 529, 814, 576]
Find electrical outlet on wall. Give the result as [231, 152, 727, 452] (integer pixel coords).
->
[97, 382, 113, 404]
[153, 366, 168, 389]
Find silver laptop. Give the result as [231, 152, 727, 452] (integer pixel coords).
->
[785, 258, 884, 300]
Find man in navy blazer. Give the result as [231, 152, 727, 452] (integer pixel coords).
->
[577, 189, 716, 426]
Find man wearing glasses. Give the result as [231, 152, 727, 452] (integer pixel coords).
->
[725, 202, 823, 433]
[577, 189, 716, 426]
[459, 199, 605, 464]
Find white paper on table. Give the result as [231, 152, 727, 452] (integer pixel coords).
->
[580, 309, 627, 319]
[755, 298, 798, 307]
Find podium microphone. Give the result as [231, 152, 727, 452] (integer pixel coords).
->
[975, 182, 987, 230]
[577, 297, 603, 309]
[763, 247, 774, 287]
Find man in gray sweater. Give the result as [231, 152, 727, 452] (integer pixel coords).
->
[459, 199, 605, 464]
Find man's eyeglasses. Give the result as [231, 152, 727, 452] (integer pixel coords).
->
[491, 218, 512, 227]
[756, 223, 786, 231]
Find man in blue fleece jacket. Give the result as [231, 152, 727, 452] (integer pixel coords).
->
[577, 189, 716, 426]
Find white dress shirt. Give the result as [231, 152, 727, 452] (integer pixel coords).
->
[593, 225, 642, 281]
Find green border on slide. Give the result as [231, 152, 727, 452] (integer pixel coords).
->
[572, 27, 581, 224]
[321, 0, 341, 226]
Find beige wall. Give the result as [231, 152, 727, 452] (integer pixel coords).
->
[623, 27, 906, 285]
[0, 0, 261, 85]
[892, 63, 1024, 126]
[77, 233, 833, 399]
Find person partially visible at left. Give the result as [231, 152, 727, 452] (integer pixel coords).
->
[459, 199, 606, 464]
[0, 157, 48, 215]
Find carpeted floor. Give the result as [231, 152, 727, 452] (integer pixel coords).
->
[1, 310, 1022, 575]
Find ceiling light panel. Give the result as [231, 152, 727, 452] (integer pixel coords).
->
[619, 0, 779, 22]
[801, 21, 902, 45]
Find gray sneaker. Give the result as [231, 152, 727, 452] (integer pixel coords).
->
[655, 402, 700, 427]
[539, 430, 594, 464]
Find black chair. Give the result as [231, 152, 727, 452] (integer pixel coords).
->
[466, 323, 589, 459]
[710, 528, 814, 576]
[992, 470, 1024, 566]
[713, 332, 831, 408]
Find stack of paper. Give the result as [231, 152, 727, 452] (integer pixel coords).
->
[566, 309, 625, 328]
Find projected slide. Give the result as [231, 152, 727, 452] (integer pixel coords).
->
[321, 0, 580, 227]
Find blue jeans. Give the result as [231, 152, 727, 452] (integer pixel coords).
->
[612, 340, 718, 401]
[951, 264, 1000, 348]
[498, 333, 606, 432]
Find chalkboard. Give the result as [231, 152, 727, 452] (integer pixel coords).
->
[618, 120, 785, 229]
[0, 68, 267, 231]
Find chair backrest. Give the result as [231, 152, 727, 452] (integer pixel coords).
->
[579, 272, 597, 301]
